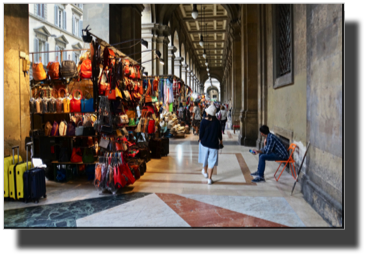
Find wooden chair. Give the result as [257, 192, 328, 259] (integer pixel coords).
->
[232, 120, 240, 134]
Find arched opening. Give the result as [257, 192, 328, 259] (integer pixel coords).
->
[181, 43, 185, 62]
[204, 78, 221, 101]
[173, 30, 179, 56]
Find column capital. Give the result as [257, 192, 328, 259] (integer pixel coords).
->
[175, 56, 184, 63]
[168, 46, 177, 53]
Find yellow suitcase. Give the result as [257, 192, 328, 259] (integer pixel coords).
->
[8, 146, 32, 200]
[4, 147, 22, 198]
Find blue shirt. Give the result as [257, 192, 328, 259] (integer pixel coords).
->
[263, 133, 289, 159]
[199, 118, 222, 149]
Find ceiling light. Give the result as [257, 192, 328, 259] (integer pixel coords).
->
[192, 4, 198, 20]
[199, 35, 204, 47]
[203, 49, 206, 58]
[206, 67, 209, 72]
[159, 58, 165, 65]
[205, 61, 208, 66]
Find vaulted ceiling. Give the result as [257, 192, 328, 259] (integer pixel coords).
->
[178, 4, 229, 69]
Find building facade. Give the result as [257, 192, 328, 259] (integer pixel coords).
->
[28, 3, 84, 73]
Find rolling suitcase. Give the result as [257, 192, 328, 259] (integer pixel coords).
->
[8, 146, 32, 200]
[9, 145, 33, 200]
[4, 150, 22, 198]
[149, 138, 162, 159]
[23, 142, 46, 203]
[161, 137, 169, 156]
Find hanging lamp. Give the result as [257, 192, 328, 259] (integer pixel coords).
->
[192, 4, 198, 19]
[203, 49, 206, 58]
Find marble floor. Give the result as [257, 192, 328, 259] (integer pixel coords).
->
[4, 128, 329, 228]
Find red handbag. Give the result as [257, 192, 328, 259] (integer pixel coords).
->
[99, 70, 110, 95]
[120, 152, 135, 184]
[106, 86, 117, 100]
[148, 119, 155, 134]
[114, 165, 128, 189]
[70, 89, 82, 112]
[135, 65, 141, 79]
[47, 61, 60, 80]
[70, 147, 83, 163]
[134, 81, 138, 91]
[80, 59, 92, 79]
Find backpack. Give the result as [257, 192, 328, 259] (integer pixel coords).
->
[216, 111, 222, 120]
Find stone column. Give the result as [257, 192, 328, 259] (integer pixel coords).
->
[182, 64, 188, 84]
[141, 23, 157, 75]
[174, 57, 183, 78]
[110, 4, 144, 61]
[4, 4, 30, 158]
[239, 5, 260, 146]
[168, 45, 177, 75]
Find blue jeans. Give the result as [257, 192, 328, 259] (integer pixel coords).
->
[257, 153, 286, 177]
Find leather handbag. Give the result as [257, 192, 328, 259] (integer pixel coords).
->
[153, 77, 159, 93]
[99, 69, 110, 95]
[48, 98, 57, 113]
[60, 60, 78, 79]
[50, 121, 59, 136]
[82, 148, 95, 163]
[32, 62, 47, 81]
[105, 87, 116, 100]
[100, 125, 113, 134]
[99, 137, 110, 149]
[135, 65, 141, 79]
[126, 109, 136, 120]
[43, 121, 53, 136]
[148, 119, 155, 134]
[42, 98, 49, 113]
[58, 146, 71, 162]
[103, 47, 115, 69]
[70, 147, 83, 163]
[67, 121, 76, 136]
[129, 66, 136, 79]
[120, 114, 129, 124]
[56, 98, 63, 113]
[145, 95, 152, 103]
[47, 61, 60, 80]
[123, 59, 130, 75]
[70, 89, 82, 112]
[80, 59, 92, 79]
[63, 97, 70, 112]
[59, 120, 67, 136]
[81, 90, 94, 112]
[111, 100, 123, 113]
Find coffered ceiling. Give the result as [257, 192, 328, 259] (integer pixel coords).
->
[179, 4, 228, 69]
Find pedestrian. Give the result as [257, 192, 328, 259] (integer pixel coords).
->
[219, 105, 228, 134]
[250, 125, 289, 182]
[198, 104, 223, 185]
[177, 102, 184, 121]
[192, 101, 201, 135]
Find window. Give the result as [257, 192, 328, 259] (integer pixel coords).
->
[35, 4, 46, 19]
[55, 5, 66, 30]
[72, 14, 82, 37]
[273, 4, 293, 88]
[74, 53, 80, 64]
[34, 38, 49, 66]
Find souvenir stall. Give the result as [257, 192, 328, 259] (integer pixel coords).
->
[23, 28, 166, 200]
[142, 75, 188, 138]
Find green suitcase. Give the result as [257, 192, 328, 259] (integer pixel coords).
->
[9, 146, 33, 200]
[4, 151, 22, 198]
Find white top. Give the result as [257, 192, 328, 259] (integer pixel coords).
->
[220, 109, 227, 120]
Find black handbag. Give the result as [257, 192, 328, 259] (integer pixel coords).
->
[111, 100, 123, 113]
[100, 125, 113, 134]
[60, 60, 78, 79]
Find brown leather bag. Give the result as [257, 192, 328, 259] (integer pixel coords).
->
[47, 61, 60, 80]
[56, 98, 63, 113]
[43, 121, 53, 136]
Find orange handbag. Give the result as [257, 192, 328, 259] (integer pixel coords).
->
[139, 82, 143, 95]
[123, 59, 130, 75]
[32, 62, 47, 81]
[153, 76, 159, 92]
[47, 61, 60, 80]
[129, 66, 136, 79]
[80, 59, 92, 79]
[106, 87, 116, 100]
[70, 147, 83, 163]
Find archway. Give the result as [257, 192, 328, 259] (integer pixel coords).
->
[204, 78, 221, 101]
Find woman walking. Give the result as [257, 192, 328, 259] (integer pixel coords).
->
[192, 101, 202, 135]
[219, 105, 228, 134]
[198, 104, 223, 185]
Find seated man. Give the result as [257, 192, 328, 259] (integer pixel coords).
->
[250, 125, 289, 182]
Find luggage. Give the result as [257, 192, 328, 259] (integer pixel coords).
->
[23, 142, 46, 203]
[149, 138, 163, 159]
[9, 145, 33, 200]
[161, 137, 169, 156]
[4, 150, 22, 198]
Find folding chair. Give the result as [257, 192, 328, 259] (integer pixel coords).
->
[274, 143, 298, 182]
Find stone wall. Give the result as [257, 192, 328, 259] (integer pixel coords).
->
[265, 4, 308, 166]
[4, 4, 30, 159]
[303, 4, 343, 227]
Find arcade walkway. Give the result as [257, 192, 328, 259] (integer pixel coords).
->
[4, 128, 328, 228]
